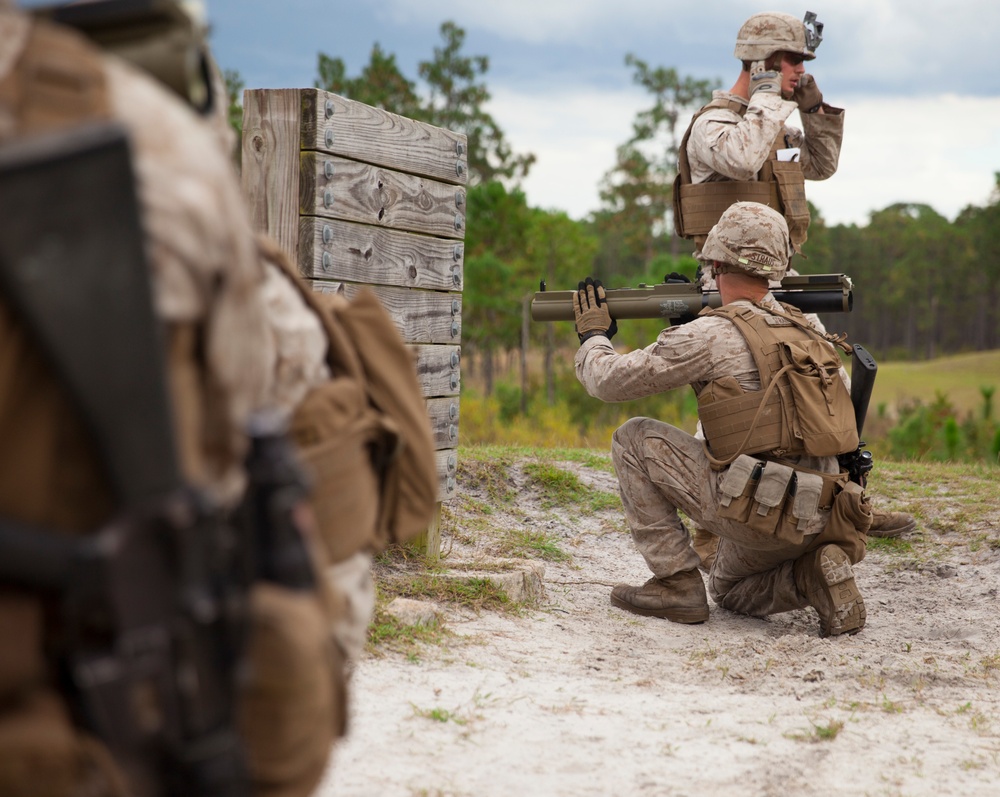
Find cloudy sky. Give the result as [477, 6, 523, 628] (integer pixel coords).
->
[200, 0, 1000, 226]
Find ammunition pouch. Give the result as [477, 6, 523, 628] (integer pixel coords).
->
[238, 582, 345, 797]
[717, 454, 845, 545]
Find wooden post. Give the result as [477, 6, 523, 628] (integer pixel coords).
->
[241, 89, 466, 558]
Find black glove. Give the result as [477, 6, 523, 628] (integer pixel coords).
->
[574, 277, 617, 343]
[664, 271, 690, 283]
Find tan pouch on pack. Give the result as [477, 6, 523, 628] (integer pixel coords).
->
[717, 455, 762, 523]
[810, 481, 871, 565]
[783, 339, 859, 456]
[746, 461, 794, 535]
[290, 377, 389, 564]
[238, 582, 346, 797]
[774, 470, 825, 544]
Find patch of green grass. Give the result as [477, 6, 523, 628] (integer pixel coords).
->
[457, 449, 517, 506]
[392, 574, 511, 612]
[367, 613, 448, 656]
[496, 528, 571, 562]
[786, 719, 844, 743]
[980, 654, 1000, 675]
[522, 461, 620, 513]
[866, 536, 915, 554]
[880, 695, 905, 714]
[411, 704, 468, 725]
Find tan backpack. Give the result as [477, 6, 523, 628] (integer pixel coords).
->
[259, 237, 438, 559]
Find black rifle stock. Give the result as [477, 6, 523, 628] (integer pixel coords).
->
[531, 273, 853, 324]
[839, 344, 878, 486]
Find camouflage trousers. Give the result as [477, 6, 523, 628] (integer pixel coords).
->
[611, 416, 832, 617]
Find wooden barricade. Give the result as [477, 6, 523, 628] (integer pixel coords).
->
[240, 88, 466, 557]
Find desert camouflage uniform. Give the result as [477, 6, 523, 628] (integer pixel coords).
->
[0, 5, 373, 794]
[687, 89, 843, 187]
[688, 89, 843, 293]
[575, 294, 849, 616]
[0, 5, 278, 794]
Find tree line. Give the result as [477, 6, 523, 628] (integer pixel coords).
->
[224, 22, 1000, 389]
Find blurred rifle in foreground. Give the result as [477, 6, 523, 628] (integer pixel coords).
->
[530, 273, 853, 324]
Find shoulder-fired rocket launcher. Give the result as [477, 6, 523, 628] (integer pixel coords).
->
[530, 273, 853, 324]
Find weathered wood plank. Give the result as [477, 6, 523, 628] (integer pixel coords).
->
[299, 89, 468, 186]
[426, 397, 460, 451]
[298, 217, 463, 291]
[309, 281, 461, 345]
[242, 89, 302, 259]
[410, 344, 461, 397]
[435, 449, 459, 501]
[300, 152, 466, 239]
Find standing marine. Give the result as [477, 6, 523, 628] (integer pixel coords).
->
[673, 11, 914, 555]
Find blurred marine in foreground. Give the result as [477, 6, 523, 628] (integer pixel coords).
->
[0, 1, 436, 795]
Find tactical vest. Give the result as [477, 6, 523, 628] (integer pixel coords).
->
[697, 301, 858, 465]
[673, 97, 810, 251]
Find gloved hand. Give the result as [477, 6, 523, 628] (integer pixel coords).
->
[749, 60, 780, 97]
[793, 73, 824, 113]
[664, 271, 690, 283]
[574, 277, 617, 343]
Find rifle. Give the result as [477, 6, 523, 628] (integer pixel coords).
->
[840, 344, 878, 487]
[530, 273, 853, 324]
[0, 125, 313, 796]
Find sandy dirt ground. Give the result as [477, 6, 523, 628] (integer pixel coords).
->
[318, 456, 1000, 797]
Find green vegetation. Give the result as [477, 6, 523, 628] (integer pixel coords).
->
[786, 719, 845, 743]
[495, 528, 570, 562]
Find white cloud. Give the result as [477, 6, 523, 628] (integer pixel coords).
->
[491, 87, 1000, 226]
[807, 95, 1000, 225]
[488, 84, 648, 218]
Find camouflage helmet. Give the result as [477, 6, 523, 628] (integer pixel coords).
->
[699, 202, 792, 281]
[734, 12, 817, 62]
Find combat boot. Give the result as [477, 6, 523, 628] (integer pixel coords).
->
[793, 545, 866, 637]
[610, 569, 709, 624]
[868, 509, 916, 538]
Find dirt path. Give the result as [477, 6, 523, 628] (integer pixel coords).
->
[318, 455, 1000, 797]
